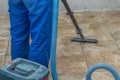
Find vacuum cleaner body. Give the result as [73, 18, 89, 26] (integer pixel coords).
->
[0, 58, 49, 80]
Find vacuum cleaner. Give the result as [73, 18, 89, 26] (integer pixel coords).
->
[0, 60, 120, 80]
[0, 0, 118, 80]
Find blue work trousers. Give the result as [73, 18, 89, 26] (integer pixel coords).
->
[8, 0, 53, 67]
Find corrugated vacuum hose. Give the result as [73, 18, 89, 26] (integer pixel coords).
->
[86, 64, 120, 80]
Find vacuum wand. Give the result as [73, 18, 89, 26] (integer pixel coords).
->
[61, 0, 98, 43]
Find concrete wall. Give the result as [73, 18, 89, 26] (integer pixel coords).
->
[60, 0, 120, 12]
[1, 0, 120, 14]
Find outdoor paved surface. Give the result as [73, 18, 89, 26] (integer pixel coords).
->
[0, 11, 120, 80]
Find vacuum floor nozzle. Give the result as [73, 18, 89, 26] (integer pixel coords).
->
[71, 38, 98, 43]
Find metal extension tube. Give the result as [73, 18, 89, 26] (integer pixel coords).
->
[61, 0, 98, 43]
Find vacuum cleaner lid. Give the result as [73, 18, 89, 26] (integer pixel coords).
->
[0, 58, 49, 80]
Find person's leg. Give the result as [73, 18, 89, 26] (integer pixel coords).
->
[23, 0, 53, 67]
[8, 0, 30, 59]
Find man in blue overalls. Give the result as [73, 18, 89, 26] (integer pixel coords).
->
[8, 0, 53, 68]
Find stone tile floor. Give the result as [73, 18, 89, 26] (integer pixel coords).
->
[0, 11, 120, 80]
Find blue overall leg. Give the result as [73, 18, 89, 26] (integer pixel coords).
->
[23, 0, 53, 67]
[8, 0, 30, 59]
